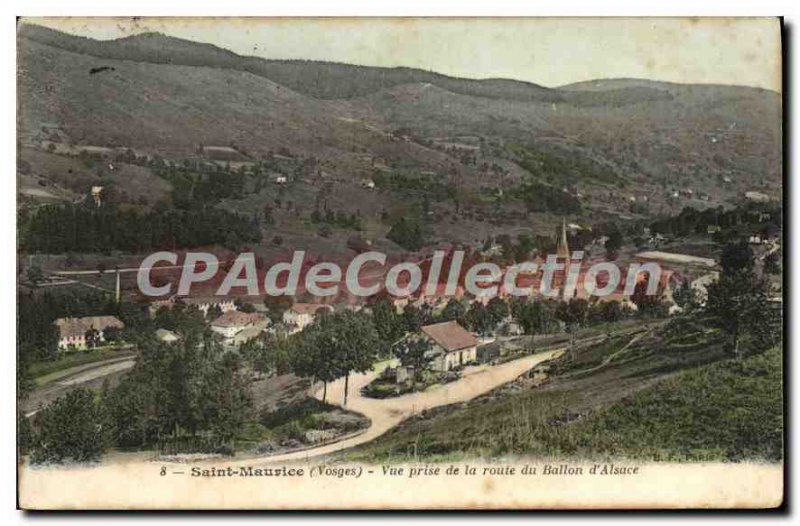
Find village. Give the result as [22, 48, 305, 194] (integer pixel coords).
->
[38, 211, 779, 414]
[14, 21, 784, 467]
[12, 17, 787, 514]
[48, 221, 668, 356]
[18, 152, 781, 450]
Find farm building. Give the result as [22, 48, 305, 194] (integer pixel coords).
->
[420, 320, 478, 372]
[210, 311, 267, 340]
[55, 315, 125, 350]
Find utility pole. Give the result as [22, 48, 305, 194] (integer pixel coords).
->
[115, 268, 121, 304]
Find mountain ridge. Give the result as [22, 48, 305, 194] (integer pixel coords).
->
[19, 23, 745, 106]
[17, 23, 783, 245]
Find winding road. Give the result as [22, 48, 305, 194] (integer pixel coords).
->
[245, 348, 564, 464]
[25, 346, 563, 463]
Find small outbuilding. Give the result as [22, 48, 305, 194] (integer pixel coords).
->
[155, 328, 180, 343]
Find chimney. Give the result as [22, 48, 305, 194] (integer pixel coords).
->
[556, 218, 570, 260]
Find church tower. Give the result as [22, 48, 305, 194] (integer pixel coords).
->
[550, 218, 574, 295]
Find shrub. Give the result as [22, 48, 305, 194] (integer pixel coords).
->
[31, 388, 105, 464]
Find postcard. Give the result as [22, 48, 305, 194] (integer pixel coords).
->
[16, 17, 784, 510]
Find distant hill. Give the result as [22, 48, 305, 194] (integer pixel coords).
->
[16, 23, 783, 245]
[18, 23, 675, 105]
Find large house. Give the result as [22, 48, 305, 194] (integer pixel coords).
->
[176, 296, 236, 316]
[55, 315, 125, 350]
[420, 321, 478, 372]
[210, 311, 267, 340]
[282, 303, 333, 333]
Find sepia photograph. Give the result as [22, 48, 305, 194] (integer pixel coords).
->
[13, 14, 785, 511]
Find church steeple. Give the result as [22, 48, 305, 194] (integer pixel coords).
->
[556, 218, 570, 260]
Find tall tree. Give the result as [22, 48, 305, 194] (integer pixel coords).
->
[672, 280, 701, 313]
[241, 332, 293, 378]
[706, 269, 777, 359]
[308, 311, 380, 406]
[372, 299, 406, 351]
[556, 299, 589, 359]
[103, 338, 251, 450]
[290, 328, 339, 403]
[440, 299, 467, 324]
[720, 240, 754, 275]
[393, 337, 434, 387]
[486, 297, 510, 326]
[604, 230, 623, 259]
[515, 300, 554, 337]
[465, 303, 494, 336]
[590, 300, 625, 324]
[402, 304, 424, 332]
[630, 273, 668, 318]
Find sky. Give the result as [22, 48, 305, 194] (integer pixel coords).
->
[23, 17, 782, 91]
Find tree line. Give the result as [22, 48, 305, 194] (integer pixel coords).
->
[19, 202, 262, 254]
[513, 181, 582, 215]
[21, 335, 250, 464]
[649, 203, 781, 241]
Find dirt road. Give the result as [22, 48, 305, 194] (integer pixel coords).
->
[23, 356, 135, 417]
[245, 348, 564, 464]
[23, 347, 561, 463]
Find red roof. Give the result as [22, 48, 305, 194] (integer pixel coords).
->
[421, 321, 477, 352]
[211, 311, 264, 328]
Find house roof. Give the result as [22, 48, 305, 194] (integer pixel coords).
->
[178, 296, 234, 306]
[421, 321, 478, 352]
[55, 316, 124, 339]
[211, 311, 264, 328]
[155, 328, 179, 341]
[290, 303, 333, 315]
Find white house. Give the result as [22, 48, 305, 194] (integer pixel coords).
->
[210, 311, 267, 340]
[178, 296, 236, 316]
[55, 316, 125, 350]
[270, 173, 288, 185]
[420, 321, 478, 372]
[282, 303, 333, 333]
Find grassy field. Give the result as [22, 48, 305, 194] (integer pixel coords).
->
[559, 346, 782, 461]
[31, 348, 134, 384]
[346, 319, 782, 463]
